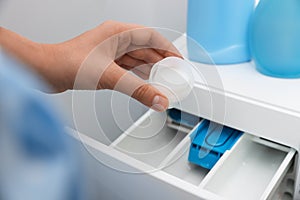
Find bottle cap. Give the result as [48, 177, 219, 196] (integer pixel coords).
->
[149, 57, 194, 108]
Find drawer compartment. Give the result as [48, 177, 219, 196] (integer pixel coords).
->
[162, 137, 209, 186]
[112, 111, 190, 168]
[199, 134, 295, 200]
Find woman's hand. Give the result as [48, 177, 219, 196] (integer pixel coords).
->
[0, 21, 181, 111]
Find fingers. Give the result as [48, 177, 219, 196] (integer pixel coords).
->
[125, 26, 179, 56]
[115, 54, 145, 68]
[148, 30, 182, 58]
[131, 67, 150, 80]
[132, 84, 169, 112]
[119, 64, 152, 80]
[127, 27, 152, 46]
[116, 54, 153, 79]
[100, 62, 169, 111]
[119, 64, 149, 80]
[127, 47, 164, 64]
[115, 22, 182, 59]
[132, 64, 152, 78]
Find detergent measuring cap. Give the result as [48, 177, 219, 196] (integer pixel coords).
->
[149, 56, 195, 108]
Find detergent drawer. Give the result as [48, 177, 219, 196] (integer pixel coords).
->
[69, 110, 296, 200]
[198, 134, 296, 200]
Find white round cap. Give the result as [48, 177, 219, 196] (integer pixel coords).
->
[149, 57, 194, 108]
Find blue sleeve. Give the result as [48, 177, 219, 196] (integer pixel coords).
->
[0, 50, 82, 200]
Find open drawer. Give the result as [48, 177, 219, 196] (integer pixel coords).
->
[67, 110, 296, 200]
[198, 134, 295, 200]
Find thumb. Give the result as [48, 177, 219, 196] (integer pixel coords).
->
[100, 62, 169, 112]
[132, 84, 169, 112]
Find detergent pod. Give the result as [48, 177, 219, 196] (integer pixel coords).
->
[149, 57, 195, 108]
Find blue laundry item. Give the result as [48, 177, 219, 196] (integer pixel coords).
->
[187, 0, 255, 64]
[250, 0, 300, 78]
[0, 50, 82, 200]
[188, 120, 242, 169]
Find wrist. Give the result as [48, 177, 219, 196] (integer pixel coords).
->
[0, 27, 42, 66]
[39, 42, 79, 91]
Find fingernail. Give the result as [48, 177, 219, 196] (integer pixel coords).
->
[152, 95, 169, 112]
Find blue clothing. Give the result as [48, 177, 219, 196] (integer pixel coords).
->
[0, 49, 81, 200]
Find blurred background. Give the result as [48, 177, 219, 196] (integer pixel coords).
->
[0, 0, 187, 42]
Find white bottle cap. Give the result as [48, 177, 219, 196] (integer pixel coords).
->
[149, 57, 194, 108]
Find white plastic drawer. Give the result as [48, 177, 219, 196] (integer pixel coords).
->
[67, 110, 296, 200]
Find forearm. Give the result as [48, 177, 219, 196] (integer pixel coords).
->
[0, 27, 49, 70]
[0, 27, 72, 91]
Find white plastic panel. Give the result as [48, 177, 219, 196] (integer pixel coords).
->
[173, 34, 300, 153]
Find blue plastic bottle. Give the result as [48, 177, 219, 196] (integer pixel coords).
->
[187, 0, 255, 64]
[250, 0, 300, 78]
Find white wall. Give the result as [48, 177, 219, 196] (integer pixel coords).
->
[0, 0, 187, 43]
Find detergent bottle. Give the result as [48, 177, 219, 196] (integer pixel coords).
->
[250, 0, 300, 78]
[187, 0, 255, 64]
